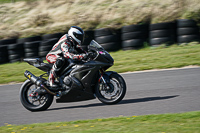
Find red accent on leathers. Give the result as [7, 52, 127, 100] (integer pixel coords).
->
[59, 35, 67, 41]
[46, 54, 57, 64]
[46, 34, 86, 64]
[48, 70, 56, 87]
[46, 34, 87, 87]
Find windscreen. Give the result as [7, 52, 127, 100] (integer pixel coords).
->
[89, 40, 104, 50]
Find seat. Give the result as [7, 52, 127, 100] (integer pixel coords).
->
[24, 58, 43, 64]
[24, 58, 52, 72]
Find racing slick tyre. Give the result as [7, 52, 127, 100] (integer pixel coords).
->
[95, 73, 126, 105]
[20, 79, 54, 111]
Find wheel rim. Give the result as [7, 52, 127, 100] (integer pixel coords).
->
[24, 82, 48, 107]
[99, 77, 123, 100]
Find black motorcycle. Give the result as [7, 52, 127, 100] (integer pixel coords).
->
[20, 40, 126, 111]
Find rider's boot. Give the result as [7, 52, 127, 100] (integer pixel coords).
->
[48, 71, 59, 90]
[48, 70, 71, 98]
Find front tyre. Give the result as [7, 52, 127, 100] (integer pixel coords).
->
[95, 73, 126, 104]
[19, 79, 54, 112]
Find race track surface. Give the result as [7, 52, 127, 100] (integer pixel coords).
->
[0, 67, 200, 126]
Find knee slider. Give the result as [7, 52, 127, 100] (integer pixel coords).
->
[54, 57, 65, 75]
[55, 58, 64, 68]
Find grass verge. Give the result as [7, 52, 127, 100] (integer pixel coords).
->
[0, 111, 200, 133]
[0, 43, 200, 84]
[110, 43, 200, 73]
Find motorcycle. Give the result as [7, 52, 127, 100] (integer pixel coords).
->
[19, 40, 126, 111]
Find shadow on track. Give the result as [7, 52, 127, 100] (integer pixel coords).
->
[119, 95, 179, 104]
[47, 95, 178, 111]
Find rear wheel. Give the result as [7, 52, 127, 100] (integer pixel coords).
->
[19, 79, 54, 111]
[95, 73, 126, 104]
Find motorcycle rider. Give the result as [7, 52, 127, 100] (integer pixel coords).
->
[46, 26, 88, 90]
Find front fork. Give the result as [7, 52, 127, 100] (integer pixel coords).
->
[99, 69, 105, 83]
[98, 69, 110, 90]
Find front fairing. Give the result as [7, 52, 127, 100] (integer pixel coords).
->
[95, 51, 114, 65]
[88, 40, 114, 65]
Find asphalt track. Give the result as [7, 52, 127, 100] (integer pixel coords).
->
[0, 67, 200, 126]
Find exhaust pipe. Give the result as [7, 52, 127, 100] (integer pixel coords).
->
[24, 70, 42, 86]
[24, 70, 56, 96]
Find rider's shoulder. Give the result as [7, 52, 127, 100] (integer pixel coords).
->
[60, 36, 71, 48]
[58, 34, 68, 41]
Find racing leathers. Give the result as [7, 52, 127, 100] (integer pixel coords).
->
[46, 34, 87, 88]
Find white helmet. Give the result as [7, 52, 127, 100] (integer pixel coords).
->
[68, 26, 84, 47]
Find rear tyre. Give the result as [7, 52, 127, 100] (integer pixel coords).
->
[19, 79, 54, 111]
[95, 73, 126, 104]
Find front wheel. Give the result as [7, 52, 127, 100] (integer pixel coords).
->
[95, 73, 126, 104]
[19, 79, 54, 111]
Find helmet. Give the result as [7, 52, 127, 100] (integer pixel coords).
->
[68, 26, 84, 47]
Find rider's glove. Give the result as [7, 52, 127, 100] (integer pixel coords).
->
[87, 52, 94, 59]
[82, 53, 88, 60]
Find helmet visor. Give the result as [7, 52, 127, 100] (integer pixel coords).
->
[73, 31, 84, 45]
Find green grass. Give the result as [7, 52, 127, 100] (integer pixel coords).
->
[109, 43, 200, 73]
[0, 43, 200, 84]
[0, 111, 200, 133]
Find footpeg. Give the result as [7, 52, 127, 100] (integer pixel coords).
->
[56, 90, 69, 98]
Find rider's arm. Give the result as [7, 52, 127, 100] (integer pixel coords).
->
[75, 46, 87, 54]
[61, 41, 87, 60]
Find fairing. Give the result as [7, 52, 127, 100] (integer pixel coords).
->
[57, 40, 114, 102]
[24, 40, 115, 103]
